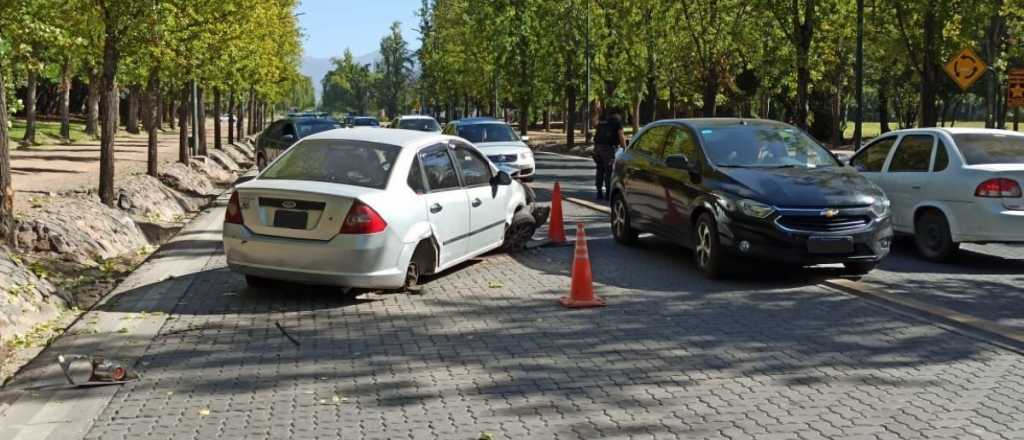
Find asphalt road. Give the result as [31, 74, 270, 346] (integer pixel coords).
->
[2, 153, 1024, 440]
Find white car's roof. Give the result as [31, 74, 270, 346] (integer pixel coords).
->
[398, 115, 436, 120]
[885, 127, 1024, 136]
[302, 127, 453, 148]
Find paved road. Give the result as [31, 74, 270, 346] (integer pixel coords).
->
[3, 152, 1024, 439]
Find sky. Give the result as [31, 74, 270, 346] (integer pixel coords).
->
[296, 0, 424, 59]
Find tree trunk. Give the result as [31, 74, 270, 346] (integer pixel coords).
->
[228, 89, 235, 144]
[214, 88, 222, 150]
[632, 96, 641, 133]
[237, 95, 245, 140]
[59, 59, 72, 143]
[795, 49, 811, 130]
[179, 86, 190, 163]
[701, 66, 718, 117]
[566, 82, 576, 147]
[155, 89, 163, 130]
[830, 90, 843, 148]
[144, 71, 160, 177]
[126, 84, 141, 134]
[1014, 107, 1020, 132]
[99, 31, 120, 207]
[919, 4, 938, 127]
[247, 88, 255, 134]
[197, 86, 207, 156]
[0, 57, 14, 243]
[86, 73, 101, 137]
[21, 70, 38, 146]
[518, 99, 529, 136]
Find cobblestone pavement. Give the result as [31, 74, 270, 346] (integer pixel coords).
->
[69, 153, 1024, 439]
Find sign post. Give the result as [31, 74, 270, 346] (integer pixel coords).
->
[1008, 68, 1024, 109]
[943, 48, 988, 91]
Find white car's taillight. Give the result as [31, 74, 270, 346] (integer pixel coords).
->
[339, 201, 387, 234]
[975, 178, 1022, 198]
[225, 192, 244, 224]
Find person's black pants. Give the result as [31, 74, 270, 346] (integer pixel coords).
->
[594, 145, 614, 197]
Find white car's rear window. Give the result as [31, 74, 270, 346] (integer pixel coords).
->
[953, 133, 1024, 165]
[261, 140, 401, 189]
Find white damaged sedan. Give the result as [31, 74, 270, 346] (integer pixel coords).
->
[224, 128, 540, 292]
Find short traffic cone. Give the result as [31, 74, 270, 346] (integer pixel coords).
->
[547, 182, 567, 244]
[559, 223, 605, 309]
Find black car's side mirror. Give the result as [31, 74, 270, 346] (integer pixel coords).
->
[281, 134, 296, 142]
[493, 171, 513, 186]
[665, 154, 689, 169]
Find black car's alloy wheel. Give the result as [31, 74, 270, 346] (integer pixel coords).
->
[611, 195, 638, 245]
[914, 210, 959, 262]
[694, 213, 726, 278]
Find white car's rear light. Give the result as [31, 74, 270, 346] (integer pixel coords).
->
[225, 192, 244, 224]
[975, 178, 1022, 198]
[339, 201, 387, 234]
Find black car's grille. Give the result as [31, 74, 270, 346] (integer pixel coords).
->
[776, 215, 871, 233]
[488, 154, 517, 163]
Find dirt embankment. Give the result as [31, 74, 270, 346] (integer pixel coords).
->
[0, 140, 256, 383]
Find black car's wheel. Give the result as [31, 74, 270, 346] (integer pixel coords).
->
[245, 275, 273, 289]
[694, 213, 728, 278]
[611, 194, 639, 245]
[843, 261, 877, 275]
[914, 210, 959, 262]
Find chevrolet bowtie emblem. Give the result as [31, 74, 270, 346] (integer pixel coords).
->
[821, 208, 840, 218]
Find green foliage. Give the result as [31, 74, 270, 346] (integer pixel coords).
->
[322, 50, 377, 115]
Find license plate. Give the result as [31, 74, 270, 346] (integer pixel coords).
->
[807, 236, 854, 254]
[273, 210, 308, 229]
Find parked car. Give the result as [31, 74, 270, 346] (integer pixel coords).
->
[256, 117, 341, 170]
[394, 115, 442, 133]
[610, 118, 893, 278]
[849, 128, 1024, 261]
[350, 116, 381, 127]
[224, 129, 543, 292]
[444, 117, 535, 182]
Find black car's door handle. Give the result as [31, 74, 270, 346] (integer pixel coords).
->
[471, 198, 482, 207]
[430, 203, 443, 213]
[911, 185, 922, 190]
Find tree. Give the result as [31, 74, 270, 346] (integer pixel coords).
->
[322, 50, 375, 115]
[0, 1, 15, 242]
[375, 22, 412, 119]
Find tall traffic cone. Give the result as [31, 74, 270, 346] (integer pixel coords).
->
[547, 182, 567, 244]
[559, 223, 605, 308]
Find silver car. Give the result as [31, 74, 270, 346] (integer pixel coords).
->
[224, 128, 534, 291]
[444, 118, 536, 181]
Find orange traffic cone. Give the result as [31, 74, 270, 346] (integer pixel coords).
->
[559, 223, 605, 309]
[548, 182, 567, 244]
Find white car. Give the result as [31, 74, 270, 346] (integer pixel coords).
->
[444, 118, 536, 181]
[850, 127, 1024, 261]
[224, 128, 538, 291]
[394, 115, 442, 132]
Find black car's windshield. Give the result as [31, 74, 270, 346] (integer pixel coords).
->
[457, 123, 519, 143]
[952, 133, 1024, 165]
[296, 120, 340, 138]
[398, 118, 441, 132]
[261, 140, 400, 189]
[352, 118, 379, 127]
[701, 125, 839, 168]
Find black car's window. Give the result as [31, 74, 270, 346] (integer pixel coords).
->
[701, 125, 838, 168]
[407, 156, 426, 194]
[398, 118, 442, 132]
[888, 135, 933, 172]
[282, 123, 297, 138]
[457, 123, 519, 143]
[296, 120, 341, 138]
[631, 125, 670, 157]
[265, 121, 285, 140]
[662, 127, 699, 161]
[952, 133, 1024, 164]
[420, 145, 461, 191]
[933, 138, 950, 172]
[260, 140, 400, 189]
[452, 144, 492, 187]
[851, 137, 896, 172]
[353, 118, 379, 127]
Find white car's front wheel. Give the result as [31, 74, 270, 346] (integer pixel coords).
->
[914, 210, 959, 262]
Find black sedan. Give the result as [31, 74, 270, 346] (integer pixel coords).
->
[256, 116, 341, 170]
[609, 118, 893, 277]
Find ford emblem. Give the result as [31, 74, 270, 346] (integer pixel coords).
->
[282, 200, 297, 209]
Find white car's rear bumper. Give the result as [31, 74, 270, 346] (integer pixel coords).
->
[223, 223, 410, 289]
[954, 200, 1024, 243]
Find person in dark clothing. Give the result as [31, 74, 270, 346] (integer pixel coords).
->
[592, 111, 626, 200]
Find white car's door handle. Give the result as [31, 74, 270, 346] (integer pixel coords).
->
[430, 203, 443, 213]
[471, 198, 482, 207]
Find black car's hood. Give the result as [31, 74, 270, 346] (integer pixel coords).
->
[718, 165, 883, 207]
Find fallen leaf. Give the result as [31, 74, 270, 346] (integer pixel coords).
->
[198, 409, 210, 417]
[166, 391, 174, 396]
[479, 433, 495, 440]
[488, 281, 503, 289]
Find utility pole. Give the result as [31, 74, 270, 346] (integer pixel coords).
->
[584, 0, 591, 145]
[191, 79, 199, 156]
[853, 0, 864, 149]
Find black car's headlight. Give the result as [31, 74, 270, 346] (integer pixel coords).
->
[870, 197, 891, 219]
[738, 199, 775, 219]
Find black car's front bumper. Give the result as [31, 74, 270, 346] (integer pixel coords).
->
[717, 210, 893, 265]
